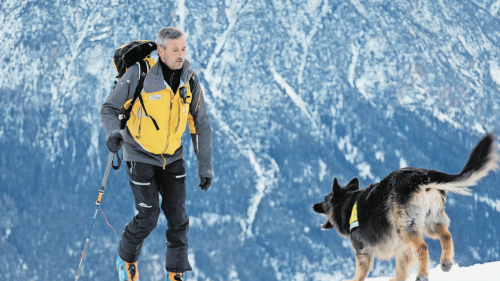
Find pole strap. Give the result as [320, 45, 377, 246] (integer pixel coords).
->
[112, 153, 121, 170]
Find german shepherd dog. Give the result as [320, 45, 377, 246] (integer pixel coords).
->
[313, 134, 499, 281]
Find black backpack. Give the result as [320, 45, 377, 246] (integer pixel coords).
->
[112, 40, 158, 130]
[113, 40, 157, 83]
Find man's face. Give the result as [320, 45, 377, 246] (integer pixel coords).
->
[157, 37, 186, 70]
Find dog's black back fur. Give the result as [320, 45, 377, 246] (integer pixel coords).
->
[329, 133, 498, 246]
[313, 133, 499, 280]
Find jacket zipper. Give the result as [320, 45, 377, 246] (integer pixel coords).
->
[161, 76, 191, 169]
[174, 99, 181, 132]
[161, 154, 167, 170]
[136, 107, 142, 138]
[162, 95, 173, 169]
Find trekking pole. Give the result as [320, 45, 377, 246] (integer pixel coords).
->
[75, 152, 120, 280]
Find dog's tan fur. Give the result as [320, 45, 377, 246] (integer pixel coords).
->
[336, 188, 455, 281]
[343, 191, 446, 281]
[314, 134, 499, 281]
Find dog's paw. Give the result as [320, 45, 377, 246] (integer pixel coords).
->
[415, 275, 428, 281]
[441, 260, 452, 272]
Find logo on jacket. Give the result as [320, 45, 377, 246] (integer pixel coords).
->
[149, 94, 161, 101]
[138, 203, 152, 208]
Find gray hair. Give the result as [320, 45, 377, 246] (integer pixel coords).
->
[156, 27, 184, 48]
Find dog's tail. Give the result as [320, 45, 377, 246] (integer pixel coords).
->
[422, 133, 499, 196]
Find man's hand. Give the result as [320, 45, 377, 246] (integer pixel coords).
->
[106, 133, 124, 153]
[199, 177, 212, 191]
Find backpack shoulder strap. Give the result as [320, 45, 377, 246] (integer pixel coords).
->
[122, 60, 149, 113]
[130, 60, 149, 107]
[119, 60, 157, 130]
[129, 60, 159, 130]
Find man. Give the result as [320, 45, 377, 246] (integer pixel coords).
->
[100, 27, 213, 281]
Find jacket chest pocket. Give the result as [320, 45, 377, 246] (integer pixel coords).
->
[127, 90, 169, 154]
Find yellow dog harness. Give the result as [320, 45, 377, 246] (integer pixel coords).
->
[350, 202, 359, 231]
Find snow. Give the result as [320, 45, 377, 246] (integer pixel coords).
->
[366, 261, 500, 281]
[399, 157, 407, 168]
[489, 60, 500, 88]
[357, 162, 374, 180]
[319, 159, 327, 182]
[474, 194, 500, 213]
[268, 59, 317, 127]
[492, 1, 500, 17]
[176, 0, 188, 32]
[348, 44, 359, 89]
[3, 0, 500, 279]
[243, 149, 273, 238]
[474, 122, 487, 134]
[296, 0, 330, 85]
[89, 33, 107, 41]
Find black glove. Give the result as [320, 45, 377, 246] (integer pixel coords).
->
[199, 177, 212, 191]
[106, 133, 124, 153]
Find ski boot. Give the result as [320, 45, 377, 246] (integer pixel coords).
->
[116, 255, 139, 281]
[166, 271, 183, 281]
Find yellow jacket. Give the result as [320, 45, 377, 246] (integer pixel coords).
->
[101, 59, 213, 176]
[127, 65, 194, 156]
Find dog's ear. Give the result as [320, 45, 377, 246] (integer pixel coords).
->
[346, 177, 359, 192]
[321, 219, 334, 230]
[332, 177, 341, 193]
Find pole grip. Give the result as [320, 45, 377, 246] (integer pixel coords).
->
[95, 152, 115, 206]
[96, 192, 104, 206]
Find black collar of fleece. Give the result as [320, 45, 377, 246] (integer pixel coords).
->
[158, 58, 182, 94]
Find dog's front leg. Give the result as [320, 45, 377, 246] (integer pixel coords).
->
[344, 232, 374, 281]
[401, 232, 429, 281]
[351, 250, 374, 281]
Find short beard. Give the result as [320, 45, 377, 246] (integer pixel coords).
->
[164, 58, 183, 70]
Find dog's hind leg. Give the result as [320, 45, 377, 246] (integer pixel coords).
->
[398, 230, 429, 281]
[426, 223, 454, 272]
[424, 196, 454, 273]
[436, 225, 454, 272]
[390, 246, 415, 281]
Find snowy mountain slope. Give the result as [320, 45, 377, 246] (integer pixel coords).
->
[1, 0, 500, 280]
[366, 261, 500, 281]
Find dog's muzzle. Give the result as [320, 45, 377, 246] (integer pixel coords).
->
[313, 202, 326, 214]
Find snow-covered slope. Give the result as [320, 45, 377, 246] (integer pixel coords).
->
[1, 0, 500, 280]
[367, 261, 500, 281]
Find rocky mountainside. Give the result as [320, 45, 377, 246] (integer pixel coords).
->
[1, 0, 500, 280]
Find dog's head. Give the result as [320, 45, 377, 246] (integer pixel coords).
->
[313, 177, 359, 230]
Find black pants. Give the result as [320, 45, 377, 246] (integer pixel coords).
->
[118, 159, 192, 272]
